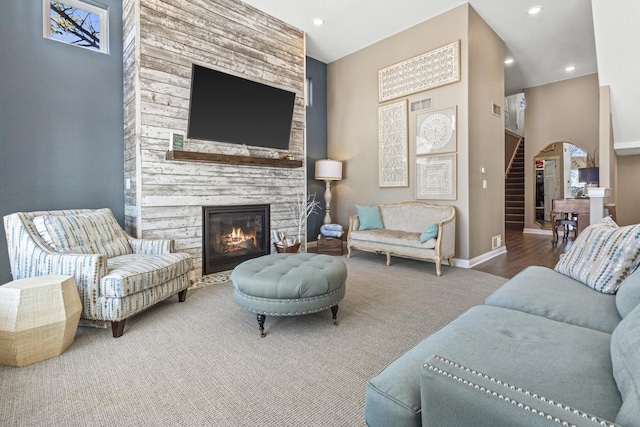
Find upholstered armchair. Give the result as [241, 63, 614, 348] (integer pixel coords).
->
[3, 209, 192, 337]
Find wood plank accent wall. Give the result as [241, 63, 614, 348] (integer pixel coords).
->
[123, 0, 306, 280]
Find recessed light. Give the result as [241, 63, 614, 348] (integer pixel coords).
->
[504, 58, 514, 65]
[312, 18, 324, 26]
[565, 66, 576, 72]
[528, 6, 542, 15]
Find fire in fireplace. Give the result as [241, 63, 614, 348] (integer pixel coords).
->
[202, 204, 270, 274]
[224, 227, 257, 253]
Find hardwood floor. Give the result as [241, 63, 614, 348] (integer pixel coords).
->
[472, 229, 574, 279]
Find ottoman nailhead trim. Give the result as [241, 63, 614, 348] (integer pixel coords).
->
[238, 299, 344, 317]
[235, 286, 343, 303]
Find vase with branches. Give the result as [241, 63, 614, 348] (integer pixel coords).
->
[586, 149, 597, 168]
[274, 192, 321, 252]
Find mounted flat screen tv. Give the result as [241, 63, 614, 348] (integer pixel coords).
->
[187, 64, 296, 150]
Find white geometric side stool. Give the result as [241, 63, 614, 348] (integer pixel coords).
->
[0, 275, 82, 367]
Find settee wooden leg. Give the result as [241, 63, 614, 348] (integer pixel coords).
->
[436, 261, 442, 277]
[331, 305, 339, 326]
[111, 320, 126, 338]
[447, 257, 454, 267]
[178, 289, 188, 302]
[347, 246, 352, 258]
[385, 252, 391, 266]
[257, 314, 266, 338]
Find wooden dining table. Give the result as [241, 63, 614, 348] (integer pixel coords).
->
[550, 198, 590, 243]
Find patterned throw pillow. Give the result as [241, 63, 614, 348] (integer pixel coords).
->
[33, 208, 132, 258]
[554, 217, 640, 294]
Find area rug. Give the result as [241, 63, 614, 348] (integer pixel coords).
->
[0, 253, 507, 427]
[189, 270, 232, 289]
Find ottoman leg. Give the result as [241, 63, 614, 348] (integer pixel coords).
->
[257, 314, 266, 338]
[331, 305, 339, 326]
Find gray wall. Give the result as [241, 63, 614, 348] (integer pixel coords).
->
[306, 57, 328, 241]
[0, 1, 124, 283]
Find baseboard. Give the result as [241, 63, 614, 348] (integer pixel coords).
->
[315, 241, 505, 269]
[523, 228, 553, 235]
[453, 246, 508, 269]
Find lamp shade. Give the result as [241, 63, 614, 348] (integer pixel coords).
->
[578, 167, 599, 183]
[315, 159, 343, 181]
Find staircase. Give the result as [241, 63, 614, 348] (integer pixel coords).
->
[505, 141, 525, 230]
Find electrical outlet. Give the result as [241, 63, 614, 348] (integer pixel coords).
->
[491, 235, 502, 250]
[482, 179, 488, 189]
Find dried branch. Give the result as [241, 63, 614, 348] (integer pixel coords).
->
[287, 192, 321, 243]
[586, 149, 597, 167]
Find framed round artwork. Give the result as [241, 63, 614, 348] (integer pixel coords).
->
[415, 106, 457, 155]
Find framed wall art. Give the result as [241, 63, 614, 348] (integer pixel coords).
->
[378, 40, 460, 103]
[378, 100, 409, 188]
[415, 106, 457, 155]
[416, 153, 457, 200]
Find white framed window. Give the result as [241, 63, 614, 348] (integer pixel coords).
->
[43, 0, 109, 54]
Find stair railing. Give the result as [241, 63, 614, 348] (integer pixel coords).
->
[505, 132, 523, 177]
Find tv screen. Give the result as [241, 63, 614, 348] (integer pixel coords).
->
[187, 64, 296, 150]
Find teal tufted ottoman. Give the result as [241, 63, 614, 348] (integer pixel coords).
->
[231, 253, 347, 337]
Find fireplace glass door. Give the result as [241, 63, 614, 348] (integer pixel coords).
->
[203, 204, 270, 274]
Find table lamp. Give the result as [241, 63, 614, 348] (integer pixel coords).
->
[315, 159, 343, 224]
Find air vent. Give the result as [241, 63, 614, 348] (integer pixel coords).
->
[492, 102, 502, 117]
[410, 98, 432, 112]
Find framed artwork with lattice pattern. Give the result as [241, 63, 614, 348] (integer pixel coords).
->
[416, 153, 457, 200]
[378, 100, 409, 188]
[415, 106, 456, 155]
[378, 41, 460, 103]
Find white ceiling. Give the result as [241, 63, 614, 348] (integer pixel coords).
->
[591, 0, 640, 151]
[242, 0, 598, 95]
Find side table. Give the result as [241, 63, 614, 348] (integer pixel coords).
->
[318, 235, 344, 255]
[0, 275, 82, 367]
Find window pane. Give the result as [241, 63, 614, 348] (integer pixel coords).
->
[49, 1, 102, 52]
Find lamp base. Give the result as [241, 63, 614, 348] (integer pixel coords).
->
[324, 211, 332, 225]
[323, 180, 333, 224]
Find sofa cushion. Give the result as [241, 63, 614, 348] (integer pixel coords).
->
[420, 223, 438, 243]
[355, 205, 383, 230]
[378, 203, 453, 234]
[554, 217, 640, 294]
[484, 266, 621, 333]
[616, 266, 640, 319]
[33, 208, 132, 258]
[365, 305, 621, 427]
[611, 303, 640, 427]
[101, 253, 192, 297]
[350, 229, 436, 249]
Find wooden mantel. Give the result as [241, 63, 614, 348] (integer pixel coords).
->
[165, 150, 303, 168]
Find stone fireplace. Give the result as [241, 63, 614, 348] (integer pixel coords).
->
[122, 0, 305, 281]
[202, 205, 270, 274]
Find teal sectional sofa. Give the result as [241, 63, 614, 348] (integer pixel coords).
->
[365, 264, 640, 427]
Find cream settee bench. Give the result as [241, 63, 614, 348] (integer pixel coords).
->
[347, 202, 455, 276]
